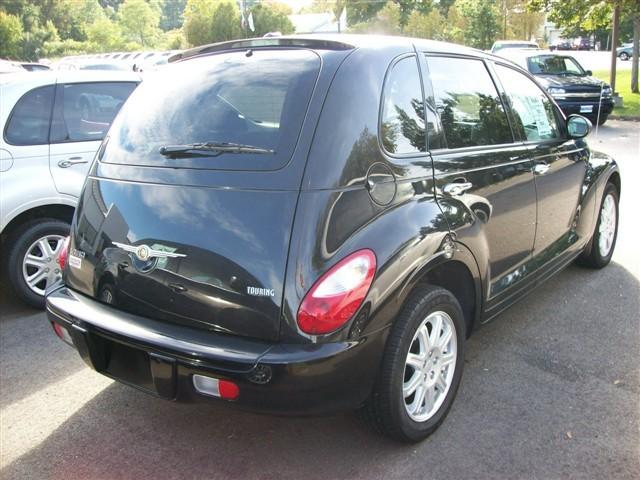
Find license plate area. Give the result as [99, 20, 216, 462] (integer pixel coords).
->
[103, 338, 156, 393]
[82, 332, 177, 399]
[580, 105, 594, 113]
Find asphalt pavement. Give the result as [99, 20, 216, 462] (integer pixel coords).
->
[1, 121, 638, 480]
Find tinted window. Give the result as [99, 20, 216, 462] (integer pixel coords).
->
[5, 86, 54, 145]
[527, 55, 584, 75]
[495, 64, 560, 141]
[50, 82, 137, 143]
[102, 49, 320, 171]
[427, 56, 512, 149]
[380, 56, 425, 154]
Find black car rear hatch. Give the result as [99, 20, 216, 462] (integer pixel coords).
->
[64, 46, 352, 342]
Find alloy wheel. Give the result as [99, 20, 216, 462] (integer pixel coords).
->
[403, 310, 457, 422]
[21, 234, 66, 297]
[598, 193, 617, 258]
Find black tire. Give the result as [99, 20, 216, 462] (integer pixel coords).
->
[597, 114, 608, 126]
[6, 219, 70, 309]
[362, 285, 465, 442]
[619, 52, 629, 61]
[578, 182, 619, 269]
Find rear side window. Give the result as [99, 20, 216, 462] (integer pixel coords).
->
[380, 56, 426, 155]
[426, 56, 512, 149]
[5, 85, 54, 146]
[50, 82, 137, 143]
[494, 64, 560, 141]
[102, 49, 320, 171]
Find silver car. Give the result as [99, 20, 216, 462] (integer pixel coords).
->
[0, 70, 139, 307]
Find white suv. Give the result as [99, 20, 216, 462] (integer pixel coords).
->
[1, 70, 139, 307]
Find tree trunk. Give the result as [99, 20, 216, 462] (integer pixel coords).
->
[632, 15, 639, 94]
[610, 5, 620, 93]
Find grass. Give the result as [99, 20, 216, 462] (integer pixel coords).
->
[593, 69, 640, 118]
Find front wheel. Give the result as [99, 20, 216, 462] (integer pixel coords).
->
[578, 182, 619, 268]
[619, 52, 630, 61]
[362, 285, 465, 442]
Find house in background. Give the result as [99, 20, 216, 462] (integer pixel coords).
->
[288, 11, 347, 34]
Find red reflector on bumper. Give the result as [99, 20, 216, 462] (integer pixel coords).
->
[52, 322, 73, 346]
[218, 380, 240, 400]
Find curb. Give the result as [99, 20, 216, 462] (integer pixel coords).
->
[609, 115, 640, 121]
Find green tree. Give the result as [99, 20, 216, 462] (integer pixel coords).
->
[86, 16, 125, 51]
[118, 0, 161, 47]
[0, 11, 23, 58]
[53, 0, 103, 41]
[159, 0, 186, 31]
[392, 0, 433, 30]
[183, 0, 217, 46]
[249, 2, 294, 37]
[22, 19, 59, 60]
[183, 0, 241, 46]
[460, 0, 501, 49]
[210, 1, 242, 42]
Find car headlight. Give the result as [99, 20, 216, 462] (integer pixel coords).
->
[547, 87, 566, 96]
[601, 86, 612, 98]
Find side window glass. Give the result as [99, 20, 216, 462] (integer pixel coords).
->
[380, 56, 426, 155]
[51, 82, 137, 143]
[426, 56, 512, 149]
[495, 64, 560, 142]
[5, 86, 54, 146]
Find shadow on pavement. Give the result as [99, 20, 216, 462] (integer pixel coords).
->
[1, 263, 638, 480]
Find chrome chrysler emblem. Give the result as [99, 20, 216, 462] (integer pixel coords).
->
[112, 242, 187, 261]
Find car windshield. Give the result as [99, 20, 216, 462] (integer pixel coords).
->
[102, 49, 320, 171]
[527, 55, 586, 76]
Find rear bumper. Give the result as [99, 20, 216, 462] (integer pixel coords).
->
[46, 287, 385, 415]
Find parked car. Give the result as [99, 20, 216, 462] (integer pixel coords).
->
[46, 35, 620, 442]
[0, 70, 140, 308]
[549, 39, 572, 51]
[20, 62, 51, 72]
[497, 49, 614, 125]
[490, 40, 539, 54]
[0, 59, 24, 74]
[616, 44, 633, 61]
[572, 37, 592, 50]
[56, 59, 131, 71]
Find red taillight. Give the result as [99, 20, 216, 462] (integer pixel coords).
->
[297, 249, 376, 335]
[56, 236, 71, 270]
[218, 380, 240, 400]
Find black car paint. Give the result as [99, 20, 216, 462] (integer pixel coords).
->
[47, 35, 620, 415]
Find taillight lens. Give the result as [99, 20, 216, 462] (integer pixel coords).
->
[57, 236, 71, 270]
[297, 249, 376, 335]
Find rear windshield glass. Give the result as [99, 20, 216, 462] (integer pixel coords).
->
[101, 49, 320, 171]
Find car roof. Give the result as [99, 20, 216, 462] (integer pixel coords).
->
[0, 69, 141, 87]
[495, 48, 565, 67]
[493, 40, 538, 45]
[170, 34, 486, 63]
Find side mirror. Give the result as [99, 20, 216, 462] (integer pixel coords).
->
[585, 69, 593, 76]
[567, 114, 592, 139]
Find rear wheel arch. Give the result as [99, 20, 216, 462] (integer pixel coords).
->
[399, 247, 482, 339]
[2, 204, 75, 240]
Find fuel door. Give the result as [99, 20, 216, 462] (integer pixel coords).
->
[365, 162, 397, 206]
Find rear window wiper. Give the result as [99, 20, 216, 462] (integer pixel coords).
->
[159, 142, 274, 158]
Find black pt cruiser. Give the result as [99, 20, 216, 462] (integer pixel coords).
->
[47, 35, 621, 442]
